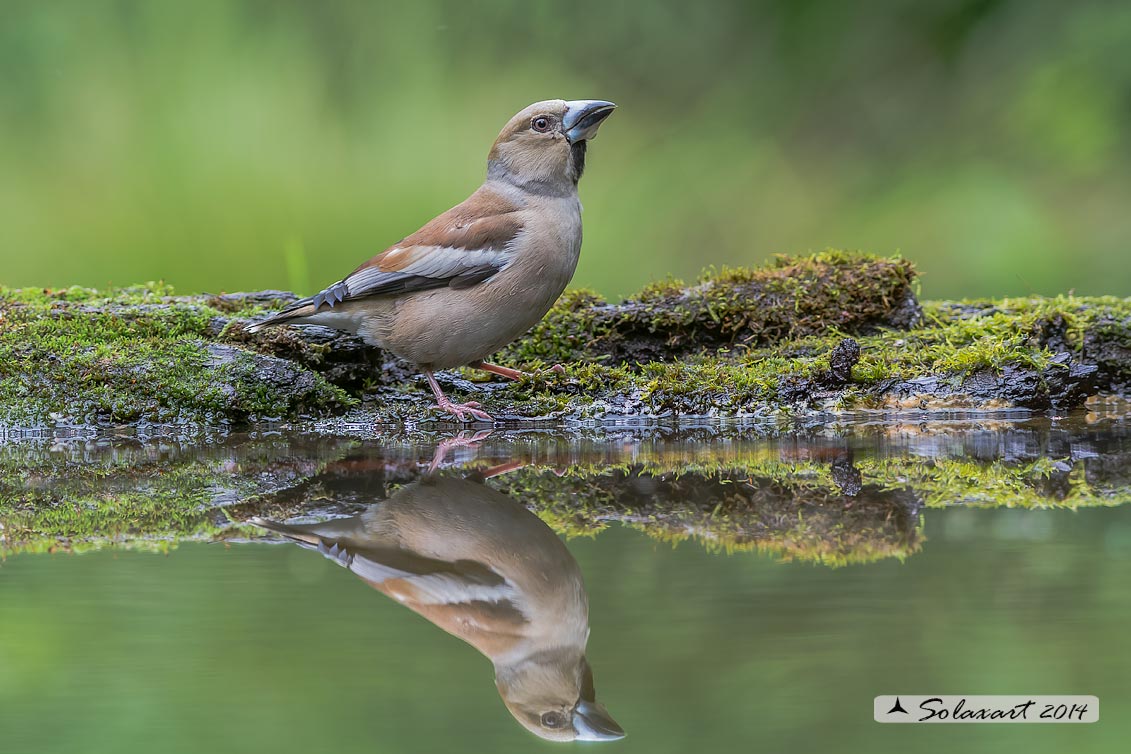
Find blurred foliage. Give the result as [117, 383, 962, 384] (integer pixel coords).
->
[0, 0, 1128, 299]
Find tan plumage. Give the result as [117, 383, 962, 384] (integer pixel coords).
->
[245, 99, 616, 421]
[251, 474, 624, 742]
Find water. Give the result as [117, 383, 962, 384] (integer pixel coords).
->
[2, 416, 1130, 753]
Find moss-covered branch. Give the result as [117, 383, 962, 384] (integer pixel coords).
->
[1, 251, 1128, 426]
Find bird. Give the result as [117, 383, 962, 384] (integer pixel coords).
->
[244, 99, 617, 422]
[250, 472, 625, 742]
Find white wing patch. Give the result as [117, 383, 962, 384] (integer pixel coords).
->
[347, 555, 520, 607]
[345, 246, 514, 297]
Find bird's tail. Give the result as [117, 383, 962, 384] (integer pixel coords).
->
[248, 516, 323, 546]
[242, 297, 318, 334]
[248, 516, 356, 568]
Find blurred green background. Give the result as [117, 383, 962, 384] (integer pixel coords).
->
[1, 0, 1128, 300]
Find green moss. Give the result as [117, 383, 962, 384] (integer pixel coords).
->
[486, 291, 1131, 419]
[4, 254, 1130, 427]
[0, 283, 352, 425]
[469, 256, 1127, 420]
[499, 289, 611, 366]
[499, 249, 920, 367]
[631, 250, 918, 342]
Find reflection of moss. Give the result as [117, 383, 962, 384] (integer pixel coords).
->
[0, 437, 354, 555]
[6, 430, 1128, 562]
[495, 468, 924, 567]
[860, 456, 1123, 509]
[3, 463, 228, 555]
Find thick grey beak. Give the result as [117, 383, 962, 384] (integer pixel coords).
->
[573, 700, 625, 742]
[563, 100, 616, 143]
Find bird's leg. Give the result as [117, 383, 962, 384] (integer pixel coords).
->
[423, 369, 494, 422]
[469, 360, 527, 381]
[477, 460, 528, 479]
[469, 360, 566, 380]
[428, 429, 494, 472]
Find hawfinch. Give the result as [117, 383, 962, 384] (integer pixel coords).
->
[245, 99, 616, 422]
[250, 474, 624, 742]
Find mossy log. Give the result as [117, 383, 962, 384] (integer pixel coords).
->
[1, 251, 1129, 427]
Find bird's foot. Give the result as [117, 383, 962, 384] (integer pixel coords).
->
[428, 429, 494, 472]
[543, 363, 567, 375]
[435, 398, 494, 423]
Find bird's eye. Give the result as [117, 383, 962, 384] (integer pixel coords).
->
[531, 116, 552, 133]
[540, 712, 565, 728]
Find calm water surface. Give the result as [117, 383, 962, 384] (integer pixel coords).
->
[2, 418, 1130, 753]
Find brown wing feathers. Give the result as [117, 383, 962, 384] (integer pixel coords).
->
[314, 191, 524, 309]
[251, 188, 524, 325]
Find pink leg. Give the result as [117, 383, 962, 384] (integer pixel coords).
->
[470, 360, 566, 381]
[428, 429, 494, 472]
[424, 369, 494, 422]
[478, 460, 528, 479]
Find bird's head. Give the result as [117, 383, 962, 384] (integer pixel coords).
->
[487, 99, 616, 195]
[496, 653, 624, 742]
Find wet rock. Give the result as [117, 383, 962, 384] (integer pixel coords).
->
[878, 354, 1101, 411]
[827, 338, 861, 384]
[1081, 313, 1131, 394]
[221, 319, 393, 393]
[1043, 354, 1100, 408]
[202, 344, 352, 421]
[205, 290, 299, 313]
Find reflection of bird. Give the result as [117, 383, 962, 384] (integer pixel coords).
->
[245, 99, 616, 422]
[251, 474, 624, 742]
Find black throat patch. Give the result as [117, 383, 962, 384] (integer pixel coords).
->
[570, 140, 588, 183]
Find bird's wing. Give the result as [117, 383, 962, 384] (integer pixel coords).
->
[252, 513, 531, 650]
[308, 535, 523, 611]
[308, 189, 525, 311]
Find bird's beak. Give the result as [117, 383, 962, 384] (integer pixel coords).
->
[563, 100, 617, 143]
[573, 700, 625, 742]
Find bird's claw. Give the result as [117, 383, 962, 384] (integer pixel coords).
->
[436, 398, 494, 423]
[545, 364, 567, 375]
[428, 429, 494, 472]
